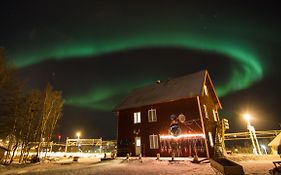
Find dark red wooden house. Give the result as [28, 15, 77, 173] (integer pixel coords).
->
[114, 70, 222, 158]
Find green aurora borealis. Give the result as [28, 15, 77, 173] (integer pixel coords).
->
[10, 31, 265, 110]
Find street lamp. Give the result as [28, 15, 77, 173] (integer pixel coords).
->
[244, 114, 251, 125]
[243, 113, 262, 155]
[76, 131, 81, 152]
[76, 132, 81, 140]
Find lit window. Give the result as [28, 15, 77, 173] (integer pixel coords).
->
[208, 132, 214, 147]
[136, 138, 141, 147]
[204, 85, 209, 96]
[149, 135, 159, 149]
[212, 109, 217, 122]
[134, 112, 141, 124]
[148, 109, 157, 122]
[203, 105, 208, 118]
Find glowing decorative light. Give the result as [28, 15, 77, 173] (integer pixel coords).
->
[160, 133, 205, 139]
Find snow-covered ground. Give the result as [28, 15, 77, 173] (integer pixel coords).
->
[0, 155, 280, 175]
[227, 154, 280, 175]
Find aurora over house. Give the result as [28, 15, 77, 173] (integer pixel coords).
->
[1, 1, 280, 139]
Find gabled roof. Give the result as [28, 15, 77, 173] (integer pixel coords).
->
[268, 132, 281, 147]
[114, 70, 221, 111]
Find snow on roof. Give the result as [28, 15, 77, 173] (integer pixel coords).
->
[0, 144, 9, 151]
[268, 132, 281, 147]
[114, 70, 207, 110]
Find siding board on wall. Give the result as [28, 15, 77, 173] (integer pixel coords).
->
[117, 97, 209, 157]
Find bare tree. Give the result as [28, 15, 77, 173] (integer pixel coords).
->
[18, 90, 42, 163]
[35, 83, 64, 156]
[0, 48, 23, 164]
[0, 49, 64, 164]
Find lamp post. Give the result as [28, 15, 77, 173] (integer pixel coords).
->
[76, 132, 81, 152]
[244, 114, 262, 155]
[76, 132, 81, 140]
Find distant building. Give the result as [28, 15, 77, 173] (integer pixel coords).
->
[268, 132, 281, 155]
[114, 70, 222, 158]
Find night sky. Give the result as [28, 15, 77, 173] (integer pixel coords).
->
[1, 1, 281, 140]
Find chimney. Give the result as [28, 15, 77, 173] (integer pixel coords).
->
[155, 80, 161, 84]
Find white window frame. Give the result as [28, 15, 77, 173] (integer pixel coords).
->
[134, 112, 141, 124]
[149, 134, 159, 149]
[203, 105, 209, 119]
[148, 109, 157, 122]
[212, 109, 217, 122]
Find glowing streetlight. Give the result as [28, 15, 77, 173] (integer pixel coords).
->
[76, 132, 81, 140]
[243, 113, 262, 155]
[244, 113, 251, 124]
[76, 131, 81, 152]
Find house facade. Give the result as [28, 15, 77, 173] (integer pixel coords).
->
[268, 132, 281, 155]
[114, 70, 222, 158]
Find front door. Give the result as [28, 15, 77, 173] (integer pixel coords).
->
[135, 137, 141, 155]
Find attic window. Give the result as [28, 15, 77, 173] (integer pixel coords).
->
[148, 109, 157, 122]
[134, 112, 141, 124]
[204, 85, 209, 96]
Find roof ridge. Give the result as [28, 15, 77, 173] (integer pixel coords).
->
[114, 70, 208, 111]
